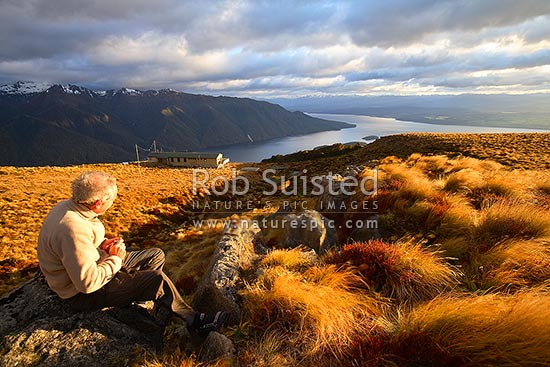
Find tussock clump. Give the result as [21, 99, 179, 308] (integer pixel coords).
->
[444, 168, 485, 193]
[379, 155, 402, 164]
[477, 239, 550, 290]
[445, 169, 533, 206]
[484, 171, 532, 201]
[404, 192, 455, 232]
[405, 153, 423, 163]
[380, 164, 436, 201]
[240, 264, 380, 358]
[238, 331, 294, 367]
[140, 352, 229, 367]
[389, 292, 550, 367]
[473, 202, 550, 250]
[437, 197, 478, 236]
[436, 199, 478, 258]
[438, 237, 472, 261]
[535, 180, 550, 210]
[355, 167, 380, 192]
[259, 247, 318, 272]
[409, 155, 451, 177]
[323, 240, 460, 305]
[449, 156, 503, 173]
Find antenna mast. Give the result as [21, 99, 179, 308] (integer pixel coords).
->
[135, 144, 140, 165]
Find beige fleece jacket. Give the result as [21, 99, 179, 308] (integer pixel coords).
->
[37, 199, 122, 299]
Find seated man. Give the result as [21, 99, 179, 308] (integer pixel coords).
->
[37, 171, 227, 335]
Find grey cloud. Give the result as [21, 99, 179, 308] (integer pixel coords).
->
[346, 48, 550, 84]
[430, 71, 550, 89]
[346, 0, 550, 47]
[175, 0, 342, 52]
[0, 1, 135, 61]
[522, 15, 550, 43]
[30, 0, 178, 21]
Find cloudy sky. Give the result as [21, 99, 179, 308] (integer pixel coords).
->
[0, 0, 549, 97]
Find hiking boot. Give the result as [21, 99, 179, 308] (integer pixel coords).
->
[191, 311, 229, 336]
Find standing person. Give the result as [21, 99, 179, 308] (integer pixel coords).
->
[37, 171, 227, 335]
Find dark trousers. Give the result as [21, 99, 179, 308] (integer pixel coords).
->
[65, 248, 195, 324]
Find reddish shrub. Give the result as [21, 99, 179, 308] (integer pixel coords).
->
[324, 240, 458, 305]
[324, 240, 400, 292]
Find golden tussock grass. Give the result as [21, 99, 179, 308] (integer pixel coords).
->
[391, 291, 550, 366]
[389, 242, 460, 303]
[438, 237, 472, 261]
[355, 167, 380, 193]
[483, 170, 535, 202]
[444, 168, 486, 193]
[165, 231, 222, 294]
[477, 239, 550, 290]
[449, 156, 503, 173]
[445, 167, 535, 205]
[407, 154, 451, 177]
[240, 264, 381, 358]
[437, 196, 478, 235]
[238, 331, 294, 367]
[259, 247, 318, 272]
[436, 198, 478, 258]
[403, 192, 464, 233]
[473, 202, 550, 248]
[379, 163, 437, 201]
[138, 351, 230, 367]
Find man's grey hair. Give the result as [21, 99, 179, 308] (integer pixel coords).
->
[71, 171, 117, 206]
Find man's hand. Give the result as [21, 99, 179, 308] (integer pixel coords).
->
[100, 237, 124, 252]
[101, 238, 126, 259]
[108, 240, 126, 259]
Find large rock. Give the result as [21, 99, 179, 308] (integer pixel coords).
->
[192, 219, 258, 324]
[0, 275, 161, 367]
[315, 175, 346, 220]
[257, 209, 338, 253]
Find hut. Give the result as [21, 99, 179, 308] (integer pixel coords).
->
[147, 152, 228, 168]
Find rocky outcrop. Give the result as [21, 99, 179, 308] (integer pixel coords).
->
[315, 175, 346, 219]
[256, 209, 338, 253]
[192, 219, 259, 325]
[0, 275, 162, 367]
[1, 267, 240, 366]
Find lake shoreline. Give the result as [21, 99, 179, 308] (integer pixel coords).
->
[213, 113, 550, 163]
[308, 112, 550, 132]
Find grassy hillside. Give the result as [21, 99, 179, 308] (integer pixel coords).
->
[265, 132, 550, 170]
[2, 133, 550, 366]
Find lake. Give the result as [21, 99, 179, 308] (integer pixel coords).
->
[215, 113, 549, 163]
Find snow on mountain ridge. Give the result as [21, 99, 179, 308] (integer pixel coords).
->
[114, 87, 143, 96]
[0, 81, 180, 97]
[0, 81, 53, 94]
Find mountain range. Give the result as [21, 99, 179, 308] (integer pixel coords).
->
[0, 82, 353, 166]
